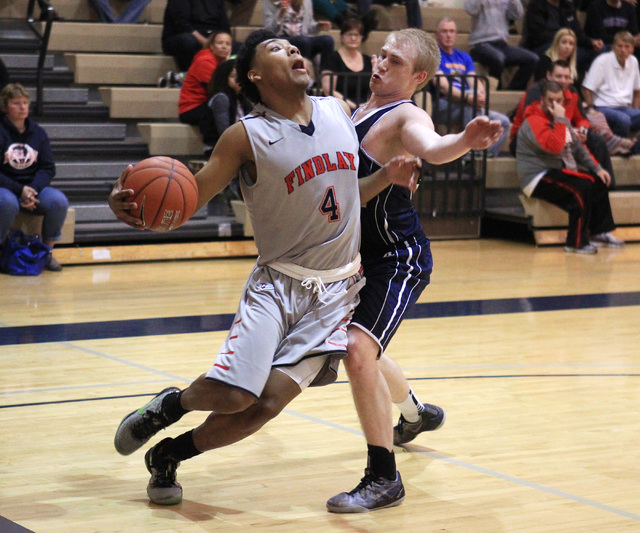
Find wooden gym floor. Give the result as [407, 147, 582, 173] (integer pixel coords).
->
[1, 239, 639, 533]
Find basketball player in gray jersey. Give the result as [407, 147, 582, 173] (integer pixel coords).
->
[325, 28, 504, 512]
[108, 29, 420, 512]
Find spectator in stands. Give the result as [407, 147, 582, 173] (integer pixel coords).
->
[464, 0, 538, 90]
[582, 31, 640, 138]
[533, 28, 578, 83]
[161, 0, 235, 72]
[510, 60, 619, 184]
[178, 32, 233, 155]
[205, 59, 253, 197]
[311, 0, 376, 28]
[522, 0, 603, 75]
[373, 0, 422, 28]
[87, 0, 151, 23]
[320, 17, 372, 110]
[516, 80, 623, 253]
[433, 17, 511, 156]
[585, 0, 640, 55]
[0, 59, 9, 91]
[207, 59, 253, 149]
[0, 83, 68, 271]
[263, 0, 335, 66]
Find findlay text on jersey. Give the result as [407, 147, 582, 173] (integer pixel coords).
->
[283, 151, 357, 194]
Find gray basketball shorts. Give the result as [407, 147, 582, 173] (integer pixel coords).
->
[205, 264, 364, 399]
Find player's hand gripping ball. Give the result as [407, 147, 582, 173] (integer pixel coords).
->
[122, 156, 199, 231]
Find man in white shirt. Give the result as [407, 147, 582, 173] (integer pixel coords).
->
[582, 31, 640, 138]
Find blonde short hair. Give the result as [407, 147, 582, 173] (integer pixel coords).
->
[614, 31, 634, 46]
[1, 83, 30, 111]
[388, 29, 441, 91]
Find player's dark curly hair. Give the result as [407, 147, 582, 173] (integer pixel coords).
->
[236, 29, 278, 104]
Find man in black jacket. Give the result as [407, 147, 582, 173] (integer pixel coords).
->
[522, 0, 603, 74]
[162, 0, 242, 71]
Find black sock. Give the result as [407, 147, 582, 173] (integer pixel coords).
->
[367, 444, 396, 481]
[155, 430, 202, 463]
[161, 389, 189, 423]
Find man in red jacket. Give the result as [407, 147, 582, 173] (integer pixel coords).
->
[509, 60, 615, 188]
[516, 81, 622, 253]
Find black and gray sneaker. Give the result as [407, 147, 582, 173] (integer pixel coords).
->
[326, 469, 405, 513]
[393, 403, 446, 446]
[145, 440, 182, 505]
[114, 387, 180, 455]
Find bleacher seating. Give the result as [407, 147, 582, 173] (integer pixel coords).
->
[2, 0, 639, 264]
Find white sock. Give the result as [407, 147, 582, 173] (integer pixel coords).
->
[395, 388, 424, 423]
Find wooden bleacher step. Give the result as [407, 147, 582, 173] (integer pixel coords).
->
[137, 122, 203, 156]
[100, 87, 179, 119]
[44, 22, 163, 54]
[519, 192, 640, 245]
[1, 0, 166, 24]
[64, 53, 176, 85]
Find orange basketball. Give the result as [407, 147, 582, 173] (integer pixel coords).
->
[122, 157, 199, 232]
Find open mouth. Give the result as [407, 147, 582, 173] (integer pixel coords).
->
[292, 59, 305, 71]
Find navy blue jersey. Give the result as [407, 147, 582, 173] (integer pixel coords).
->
[351, 100, 434, 351]
[354, 100, 426, 259]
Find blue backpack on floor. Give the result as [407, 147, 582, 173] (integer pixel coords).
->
[0, 230, 51, 276]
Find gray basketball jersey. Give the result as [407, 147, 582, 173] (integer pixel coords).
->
[240, 96, 361, 271]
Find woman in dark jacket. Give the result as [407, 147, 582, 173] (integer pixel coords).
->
[0, 83, 68, 271]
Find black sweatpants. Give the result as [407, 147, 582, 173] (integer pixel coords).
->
[532, 168, 616, 248]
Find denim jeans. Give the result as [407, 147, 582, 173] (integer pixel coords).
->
[88, 0, 151, 23]
[0, 186, 69, 242]
[436, 99, 510, 156]
[470, 40, 538, 90]
[596, 106, 640, 138]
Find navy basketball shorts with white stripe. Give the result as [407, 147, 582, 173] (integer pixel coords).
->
[351, 236, 433, 353]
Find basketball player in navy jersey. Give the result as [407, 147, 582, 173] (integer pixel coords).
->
[325, 29, 504, 512]
[108, 29, 422, 512]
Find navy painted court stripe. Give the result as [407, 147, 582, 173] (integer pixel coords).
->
[3, 373, 639, 409]
[1, 291, 639, 346]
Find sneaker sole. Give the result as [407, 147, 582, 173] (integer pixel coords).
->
[147, 488, 183, 506]
[393, 410, 446, 446]
[114, 408, 144, 455]
[326, 492, 405, 513]
[114, 387, 180, 455]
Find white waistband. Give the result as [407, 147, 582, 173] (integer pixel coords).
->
[268, 253, 361, 284]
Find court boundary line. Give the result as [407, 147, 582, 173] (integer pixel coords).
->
[2, 290, 640, 346]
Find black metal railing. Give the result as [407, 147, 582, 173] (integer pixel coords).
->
[412, 73, 490, 221]
[26, 0, 55, 115]
[318, 71, 372, 109]
[319, 71, 490, 232]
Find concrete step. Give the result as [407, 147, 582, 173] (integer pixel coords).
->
[39, 122, 127, 141]
[26, 86, 89, 104]
[3, 53, 55, 69]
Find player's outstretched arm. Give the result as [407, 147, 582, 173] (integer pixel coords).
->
[193, 122, 253, 212]
[358, 155, 421, 204]
[401, 110, 503, 165]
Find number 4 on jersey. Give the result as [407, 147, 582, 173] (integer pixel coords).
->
[319, 186, 341, 222]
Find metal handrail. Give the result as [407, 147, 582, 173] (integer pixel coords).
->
[26, 0, 55, 116]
